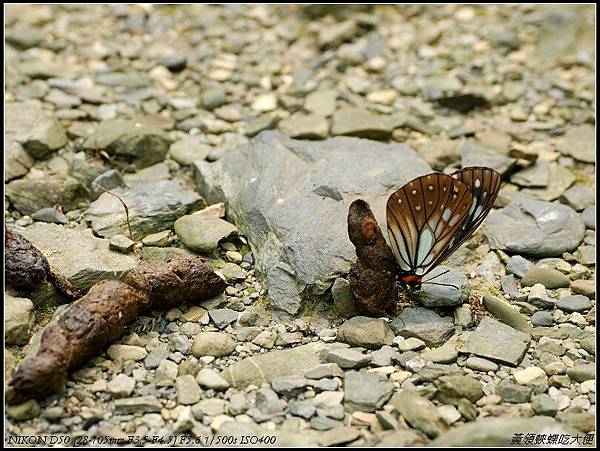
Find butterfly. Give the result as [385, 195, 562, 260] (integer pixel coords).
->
[386, 166, 501, 291]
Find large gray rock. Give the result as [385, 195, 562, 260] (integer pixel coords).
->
[20, 222, 139, 291]
[484, 197, 585, 257]
[82, 117, 170, 170]
[343, 371, 394, 412]
[431, 416, 580, 446]
[6, 174, 88, 215]
[221, 343, 323, 387]
[85, 180, 203, 240]
[6, 100, 67, 181]
[460, 317, 531, 366]
[194, 131, 431, 314]
[390, 307, 455, 346]
[336, 316, 394, 349]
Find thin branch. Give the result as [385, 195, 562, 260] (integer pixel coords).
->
[92, 182, 133, 241]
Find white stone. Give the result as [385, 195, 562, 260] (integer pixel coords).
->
[514, 367, 546, 385]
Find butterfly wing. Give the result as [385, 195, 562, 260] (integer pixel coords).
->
[451, 166, 501, 239]
[386, 173, 473, 276]
[423, 166, 502, 271]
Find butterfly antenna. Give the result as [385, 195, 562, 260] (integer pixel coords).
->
[422, 269, 450, 283]
[422, 280, 460, 289]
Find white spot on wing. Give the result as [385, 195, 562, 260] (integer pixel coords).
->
[475, 178, 481, 188]
[415, 205, 421, 211]
[450, 215, 460, 226]
[412, 190, 417, 195]
[442, 208, 452, 222]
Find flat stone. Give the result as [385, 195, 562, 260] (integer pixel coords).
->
[222, 343, 323, 388]
[580, 335, 595, 355]
[331, 108, 393, 140]
[337, 316, 394, 349]
[176, 375, 201, 405]
[343, 371, 394, 412]
[511, 161, 551, 188]
[113, 396, 162, 413]
[31, 207, 68, 225]
[318, 426, 361, 447]
[390, 307, 455, 346]
[431, 416, 577, 446]
[566, 363, 595, 382]
[6, 100, 67, 162]
[279, 113, 329, 140]
[397, 337, 426, 352]
[20, 222, 138, 291]
[421, 342, 458, 364]
[506, 255, 534, 278]
[435, 375, 484, 405]
[390, 390, 448, 438]
[521, 266, 570, 289]
[495, 380, 532, 403]
[320, 346, 371, 369]
[6, 174, 87, 215]
[485, 197, 585, 258]
[271, 376, 310, 397]
[86, 180, 203, 240]
[107, 344, 148, 362]
[465, 356, 499, 372]
[108, 374, 135, 397]
[109, 234, 135, 253]
[514, 367, 547, 385]
[304, 89, 337, 117]
[560, 185, 595, 211]
[532, 394, 558, 416]
[209, 308, 239, 328]
[570, 279, 595, 298]
[192, 332, 236, 357]
[556, 124, 594, 163]
[83, 117, 169, 170]
[531, 311, 554, 326]
[169, 135, 211, 166]
[289, 399, 316, 419]
[175, 215, 237, 254]
[461, 316, 531, 366]
[196, 368, 230, 391]
[304, 363, 344, 379]
[557, 295, 592, 313]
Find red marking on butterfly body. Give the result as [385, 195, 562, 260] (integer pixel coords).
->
[399, 274, 422, 291]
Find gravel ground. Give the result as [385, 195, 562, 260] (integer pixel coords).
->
[4, 4, 595, 447]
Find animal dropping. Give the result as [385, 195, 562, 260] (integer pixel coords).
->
[347, 166, 501, 316]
